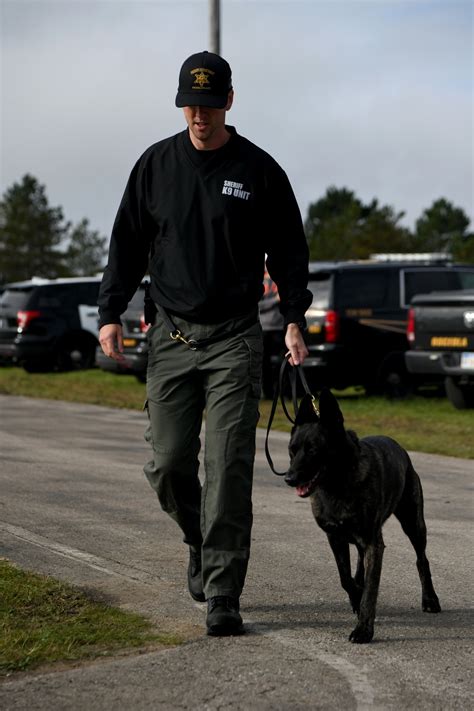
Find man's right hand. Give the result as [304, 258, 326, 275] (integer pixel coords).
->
[284, 323, 308, 366]
[99, 324, 127, 364]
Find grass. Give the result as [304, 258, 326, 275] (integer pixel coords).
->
[0, 367, 473, 458]
[0, 559, 180, 675]
[0, 367, 146, 410]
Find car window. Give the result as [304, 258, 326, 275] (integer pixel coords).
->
[29, 285, 69, 308]
[29, 283, 101, 309]
[75, 282, 100, 305]
[335, 270, 390, 309]
[459, 271, 474, 289]
[0, 287, 33, 313]
[31, 287, 61, 308]
[307, 274, 332, 309]
[403, 269, 474, 306]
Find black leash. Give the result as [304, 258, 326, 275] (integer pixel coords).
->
[264, 355, 319, 477]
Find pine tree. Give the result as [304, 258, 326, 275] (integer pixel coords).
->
[0, 174, 69, 283]
[413, 198, 473, 262]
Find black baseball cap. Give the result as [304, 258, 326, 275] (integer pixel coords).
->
[175, 51, 233, 109]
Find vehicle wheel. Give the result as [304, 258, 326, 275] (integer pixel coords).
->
[374, 354, 413, 399]
[56, 336, 97, 371]
[445, 377, 474, 409]
[383, 370, 413, 399]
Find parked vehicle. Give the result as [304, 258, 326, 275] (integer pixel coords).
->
[95, 282, 149, 382]
[0, 277, 101, 372]
[263, 260, 474, 396]
[405, 289, 474, 409]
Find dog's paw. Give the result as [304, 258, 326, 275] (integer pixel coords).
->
[349, 625, 374, 644]
[423, 595, 441, 613]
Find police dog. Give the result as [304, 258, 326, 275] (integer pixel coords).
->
[284, 388, 441, 643]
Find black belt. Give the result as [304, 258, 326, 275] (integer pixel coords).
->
[144, 283, 256, 350]
[156, 302, 257, 351]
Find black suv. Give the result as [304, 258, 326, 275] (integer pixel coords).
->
[0, 277, 101, 372]
[95, 282, 149, 382]
[263, 260, 474, 395]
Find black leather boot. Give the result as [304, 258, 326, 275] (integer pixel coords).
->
[206, 596, 244, 636]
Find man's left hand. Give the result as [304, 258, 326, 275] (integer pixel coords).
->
[285, 323, 309, 366]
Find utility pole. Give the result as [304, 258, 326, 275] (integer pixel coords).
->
[209, 0, 220, 55]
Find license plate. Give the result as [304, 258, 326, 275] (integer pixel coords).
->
[123, 338, 137, 347]
[430, 336, 468, 348]
[460, 352, 474, 370]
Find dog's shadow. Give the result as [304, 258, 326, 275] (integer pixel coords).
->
[243, 601, 474, 643]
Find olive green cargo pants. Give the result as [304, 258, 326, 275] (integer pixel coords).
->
[143, 312, 263, 599]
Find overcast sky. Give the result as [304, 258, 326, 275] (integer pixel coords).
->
[1, 0, 472, 244]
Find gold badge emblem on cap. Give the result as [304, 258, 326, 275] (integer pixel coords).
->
[191, 67, 214, 90]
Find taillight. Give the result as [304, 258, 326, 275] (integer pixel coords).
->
[324, 310, 340, 343]
[139, 314, 150, 333]
[407, 307, 416, 343]
[17, 310, 42, 331]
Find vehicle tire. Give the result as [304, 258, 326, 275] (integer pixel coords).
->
[444, 377, 474, 409]
[374, 353, 413, 400]
[56, 335, 97, 371]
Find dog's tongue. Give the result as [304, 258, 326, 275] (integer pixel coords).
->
[296, 483, 311, 498]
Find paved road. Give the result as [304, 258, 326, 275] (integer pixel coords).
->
[0, 394, 473, 710]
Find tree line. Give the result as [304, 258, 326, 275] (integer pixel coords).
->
[0, 174, 472, 285]
[306, 186, 473, 262]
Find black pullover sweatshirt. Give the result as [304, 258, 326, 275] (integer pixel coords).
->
[98, 126, 312, 328]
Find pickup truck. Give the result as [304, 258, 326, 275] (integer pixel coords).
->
[405, 290, 474, 408]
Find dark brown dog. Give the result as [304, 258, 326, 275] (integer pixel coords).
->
[284, 388, 441, 643]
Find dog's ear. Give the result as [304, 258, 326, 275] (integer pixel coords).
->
[295, 393, 319, 425]
[318, 388, 344, 430]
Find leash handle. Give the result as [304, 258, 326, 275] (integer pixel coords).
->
[264, 356, 317, 477]
[264, 356, 292, 476]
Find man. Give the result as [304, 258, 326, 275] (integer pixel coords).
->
[98, 50, 311, 636]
